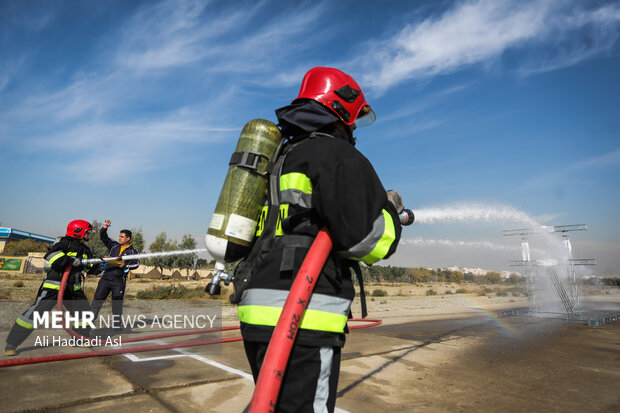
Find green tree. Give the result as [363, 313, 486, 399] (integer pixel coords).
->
[85, 220, 109, 258]
[508, 273, 524, 284]
[129, 227, 144, 252]
[3, 239, 49, 256]
[485, 271, 502, 284]
[176, 234, 197, 276]
[149, 232, 177, 278]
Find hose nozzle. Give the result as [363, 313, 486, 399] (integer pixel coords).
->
[399, 209, 415, 226]
[205, 261, 232, 295]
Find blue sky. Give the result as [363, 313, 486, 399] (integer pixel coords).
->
[1, 0, 619, 274]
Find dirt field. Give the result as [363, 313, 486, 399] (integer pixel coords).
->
[0, 275, 618, 412]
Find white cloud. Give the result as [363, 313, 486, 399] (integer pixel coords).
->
[567, 149, 620, 171]
[522, 148, 620, 189]
[358, 0, 620, 93]
[0, 0, 334, 183]
[113, 0, 328, 75]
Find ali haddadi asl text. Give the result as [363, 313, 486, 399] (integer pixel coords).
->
[35, 335, 121, 347]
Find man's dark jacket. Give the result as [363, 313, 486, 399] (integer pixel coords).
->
[100, 228, 139, 280]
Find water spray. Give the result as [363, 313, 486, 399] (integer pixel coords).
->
[80, 248, 207, 265]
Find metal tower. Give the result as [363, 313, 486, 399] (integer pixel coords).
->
[503, 228, 537, 311]
[503, 224, 595, 315]
[551, 225, 595, 311]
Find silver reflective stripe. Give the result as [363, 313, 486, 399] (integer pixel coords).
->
[17, 315, 34, 328]
[280, 189, 313, 208]
[47, 250, 64, 264]
[240, 289, 351, 316]
[22, 290, 49, 325]
[339, 212, 386, 258]
[126, 263, 139, 270]
[313, 347, 333, 413]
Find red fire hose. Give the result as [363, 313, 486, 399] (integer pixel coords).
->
[248, 227, 333, 413]
[1, 260, 380, 369]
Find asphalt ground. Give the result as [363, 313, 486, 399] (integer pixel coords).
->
[0, 306, 618, 413]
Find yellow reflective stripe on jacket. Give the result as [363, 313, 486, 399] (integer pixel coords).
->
[280, 172, 312, 194]
[355, 209, 396, 266]
[43, 282, 61, 290]
[238, 288, 351, 333]
[237, 305, 348, 333]
[43, 282, 81, 291]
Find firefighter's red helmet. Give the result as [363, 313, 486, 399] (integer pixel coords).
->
[295, 67, 376, 127]
[66, 220, 93, 239]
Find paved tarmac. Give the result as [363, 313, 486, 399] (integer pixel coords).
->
[1, 305, 618, 412]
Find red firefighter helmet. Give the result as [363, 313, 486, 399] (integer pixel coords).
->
[66, 220, 93, 239]
[295, 67, 376, 127]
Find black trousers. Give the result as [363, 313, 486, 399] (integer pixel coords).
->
[244, 340, 341, 413]
[6, 286, 91, 348]
[90, 277, 126, 326]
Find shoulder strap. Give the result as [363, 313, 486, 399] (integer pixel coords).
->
[351, 262, 368, 319]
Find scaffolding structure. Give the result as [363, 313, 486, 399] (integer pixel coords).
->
[503, 224, 595, 316]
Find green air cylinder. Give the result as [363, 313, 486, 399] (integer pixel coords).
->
[206, 119, 282, 262]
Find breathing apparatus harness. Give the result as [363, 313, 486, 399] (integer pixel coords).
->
[229, 131, 368, 318]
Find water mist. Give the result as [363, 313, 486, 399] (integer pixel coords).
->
[410, 202, 576, 314]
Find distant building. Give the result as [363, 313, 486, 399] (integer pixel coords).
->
[0, 227, 55, 253]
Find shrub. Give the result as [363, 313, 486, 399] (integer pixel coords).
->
[455, 288, 468, 294]
[136, 284, 208, 300]
[445, 290, 453, 295]
[371, 289, 387, 297]
[496, 290, 509, 297]
[426, 288, 437, 296]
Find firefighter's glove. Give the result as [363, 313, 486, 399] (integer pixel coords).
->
[387, 190, 404, 214]
[71, 258, 82, 267]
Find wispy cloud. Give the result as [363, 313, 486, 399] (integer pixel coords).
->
[358, 0, 620, 93]
[523, 148, 620, 188]
[40, 116, 238, 183]
[113, 0, 329, 76]
[1, 0, 332, 182]
[567, 149, 620, 171]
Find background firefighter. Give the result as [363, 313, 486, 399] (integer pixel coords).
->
[90, 220, 139, 331]
[237, 67, 404, 412]
[4, 220, 101, 356]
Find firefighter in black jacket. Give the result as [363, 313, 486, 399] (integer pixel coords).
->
[90, 220, 139, 330]
[5, 220, 101, 356]
[238, 67, 403, 412]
